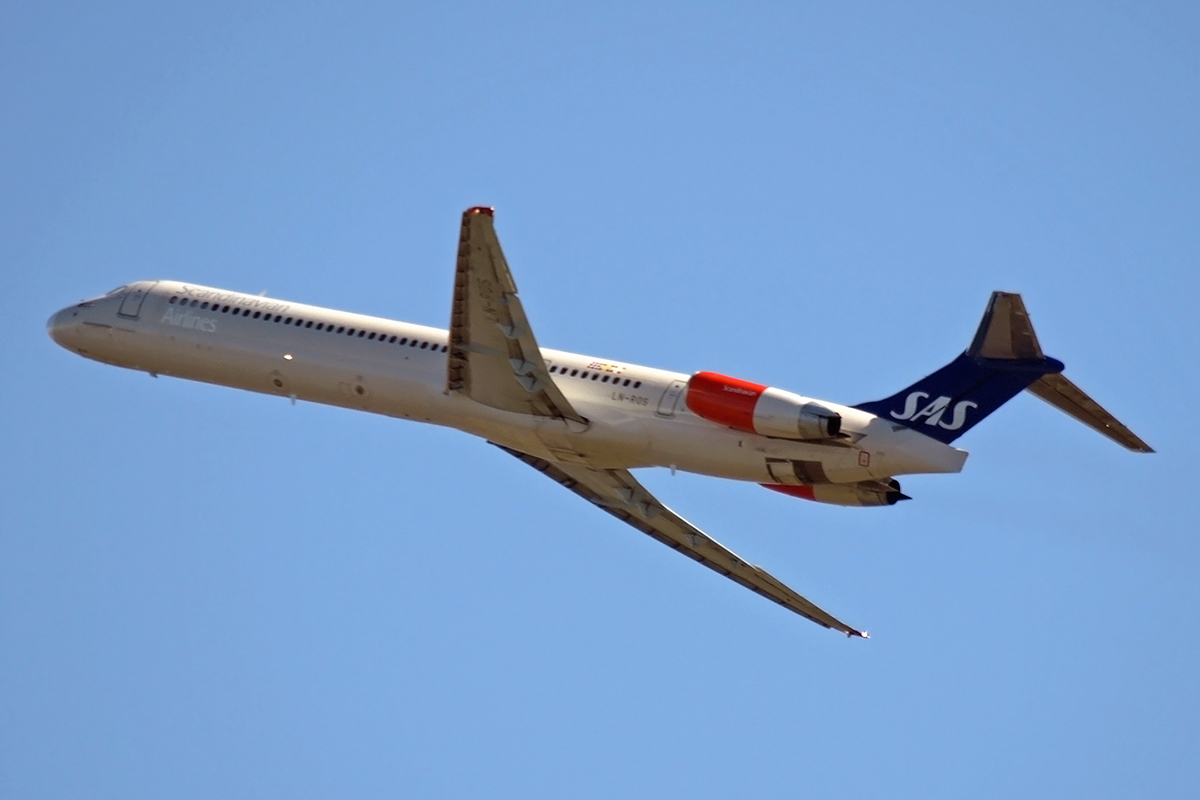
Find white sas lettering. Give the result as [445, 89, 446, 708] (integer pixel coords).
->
[909, 396, 951, 426]
[890, 391, 928, 420]
[891, 392, 977, 430]
[938, 400, 978, 431]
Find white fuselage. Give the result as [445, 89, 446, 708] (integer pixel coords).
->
[48, 280, 968, 487]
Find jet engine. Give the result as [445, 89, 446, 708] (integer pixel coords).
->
[763, 480, 909, 507]
[686, 371, 841, 440]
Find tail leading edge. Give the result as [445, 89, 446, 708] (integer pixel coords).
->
[854, 292, 1153, 452]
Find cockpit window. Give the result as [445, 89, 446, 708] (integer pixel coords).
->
[78, 286, 125, 306]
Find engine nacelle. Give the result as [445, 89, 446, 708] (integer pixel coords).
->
[686, 372, 841, 440]
[763, 480, 909, 507]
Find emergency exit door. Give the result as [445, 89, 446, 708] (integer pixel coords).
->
[656, 380, 687, 417]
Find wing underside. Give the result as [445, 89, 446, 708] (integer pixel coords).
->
[446, 207, 584, 424]
[495, 444, 867, 638]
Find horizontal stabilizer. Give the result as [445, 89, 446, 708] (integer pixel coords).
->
[1025, 373, 1154, 453]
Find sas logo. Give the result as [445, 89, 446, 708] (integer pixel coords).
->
[891, 392, 977, 431]
[161, 306, 217, 333]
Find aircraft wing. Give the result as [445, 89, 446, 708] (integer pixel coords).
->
[446, 207, 586, 424]
[495, 444, 867, 638]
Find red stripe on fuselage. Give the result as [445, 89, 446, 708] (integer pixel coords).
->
[761, 484, 817, 501]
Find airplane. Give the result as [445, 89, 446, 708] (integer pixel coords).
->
[46, 207, 1153, 638]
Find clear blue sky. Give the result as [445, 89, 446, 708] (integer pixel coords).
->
[3, 3, 1198, 797]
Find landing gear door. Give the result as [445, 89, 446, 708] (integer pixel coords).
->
[118, 282, 157, 319]
[656, 380, 687, 418]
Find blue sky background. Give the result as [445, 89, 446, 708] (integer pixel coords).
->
[3, 2, 1198, 797]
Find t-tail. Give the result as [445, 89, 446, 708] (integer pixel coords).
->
[854, 292, 1153, 452]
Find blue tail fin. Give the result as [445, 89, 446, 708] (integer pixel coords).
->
[855, 292, 1063, 444]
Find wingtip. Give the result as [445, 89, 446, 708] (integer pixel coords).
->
[465, 206, 494, 217]
[848, 629, 869, 640]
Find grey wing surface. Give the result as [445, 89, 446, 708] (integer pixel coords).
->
[446, 207, 585, 424]
[1026, 372, 1154, 453]
[496, 444, 867, 638]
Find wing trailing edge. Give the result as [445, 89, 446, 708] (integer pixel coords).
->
[446, 207, 585, 424]
[1025, 372, 1153, 453]
[494, 443, 868, 638]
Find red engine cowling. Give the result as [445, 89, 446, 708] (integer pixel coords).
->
[685, 372, 841, 440]
[763, 481, 909, 507]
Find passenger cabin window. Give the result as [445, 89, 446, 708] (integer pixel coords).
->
[156, 297, 478, 363]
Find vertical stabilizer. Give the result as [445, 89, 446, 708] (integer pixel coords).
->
[855, 291, 1152, 452]
[854, 292, 1062, 444]
[967, 292, 1043, 360]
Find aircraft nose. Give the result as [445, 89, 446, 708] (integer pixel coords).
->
[47, 306, 79, 348]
